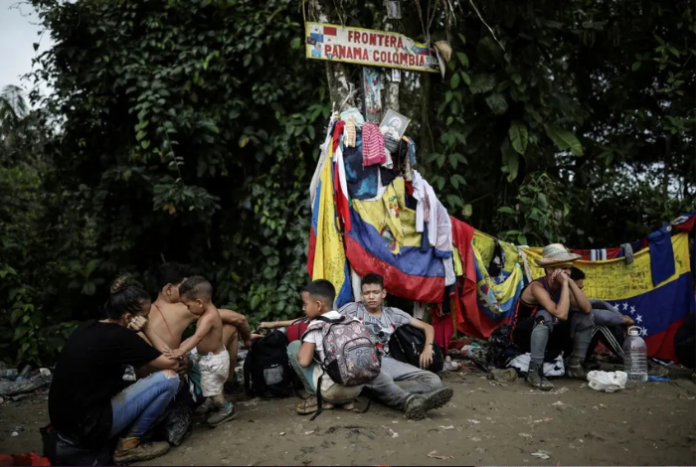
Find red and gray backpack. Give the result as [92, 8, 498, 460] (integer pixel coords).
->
[302, 315, 381, 418]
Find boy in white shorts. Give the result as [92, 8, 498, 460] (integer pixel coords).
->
[163, 276, 235, 427]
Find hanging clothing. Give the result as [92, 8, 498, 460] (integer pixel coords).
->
[380, 166, 398, 187]
[647, 226, 675, 286]
[309, 116, 338, 205]
[411, 171, 431, 236]
[403, 136, 417, 168]
[431, 305, 454, 353]
[621, 242, 634, 265]
[340, 107, 364, 127]
[344, 116, 357, 148]
[361, 122, 386, 166]
[343, 137, 379, 200]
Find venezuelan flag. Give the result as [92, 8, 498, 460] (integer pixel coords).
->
[307, 136, 353, 307]
[345, 177, 445, 302]
[524, 233, 695, 361]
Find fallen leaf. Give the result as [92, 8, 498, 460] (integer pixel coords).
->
[427, 450, 454, 460]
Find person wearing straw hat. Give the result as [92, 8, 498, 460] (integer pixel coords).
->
[510, 243, 594, 390]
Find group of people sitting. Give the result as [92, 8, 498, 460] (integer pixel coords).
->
[45, 264, 454, 465]
[44, 244, 694, 465]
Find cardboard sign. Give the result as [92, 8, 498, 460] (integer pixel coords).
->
[305, 22, 439, 73]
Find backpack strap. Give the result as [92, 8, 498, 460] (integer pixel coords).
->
[357, 397, 372, 414]
[310, 375, 324, 421]
[243, 352, 252, 396]
[316, 315, 345, 324]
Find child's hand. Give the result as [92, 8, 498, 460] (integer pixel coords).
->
[257, 322, 274, 331]
[162, 346, 180, 360]
[420, 346, 434, 369]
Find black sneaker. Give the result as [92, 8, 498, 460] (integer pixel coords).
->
[405, 387, 453, 420]
[527, 363, 553, 391]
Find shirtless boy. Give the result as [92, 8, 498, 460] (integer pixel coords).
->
[148, 262, 252, 389]
[163, 276, 236, 427]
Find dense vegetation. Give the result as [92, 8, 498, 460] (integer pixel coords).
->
[1, 0, 693, 365]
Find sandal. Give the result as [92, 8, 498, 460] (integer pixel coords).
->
[340, 402, 355, 411]
[296, 395, 333, 415]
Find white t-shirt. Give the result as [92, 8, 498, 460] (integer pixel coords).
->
[302, 310, 363, 401]
[302, 310, 342, 361]
[338, 302, 412, 355]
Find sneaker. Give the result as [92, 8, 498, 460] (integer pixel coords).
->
[206, 404, 237, 427]
[296, 395, 334, 415]
[566, 362, 587, 380]
[527, 363, 553, 391]
[566, 357, 587, 380]
[113, 438, 169, 465]
[404, 387, 453, 420]
[195, 397, 214, 416]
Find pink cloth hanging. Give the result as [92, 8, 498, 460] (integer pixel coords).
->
[361, 122, 386, 167]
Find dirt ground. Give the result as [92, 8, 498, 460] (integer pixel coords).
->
[2, 367, 696, 466]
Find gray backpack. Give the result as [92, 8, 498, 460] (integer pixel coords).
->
[304, 315, 381, 386]
[303, 315, 381, 419]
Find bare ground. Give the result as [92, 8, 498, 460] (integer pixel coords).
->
[2, 368, 696, 466]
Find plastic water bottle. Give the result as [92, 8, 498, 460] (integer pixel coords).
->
[0, 369, 18, 380]
[623, 326, 648, 383]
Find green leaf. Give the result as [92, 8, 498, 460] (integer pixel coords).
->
[457, 33, 466, 44]
[631, 61, 641, 71]
[508, 121, 528, 155]
[239, 135, 250, 148]
[544, 124, 583, 156]
[136, 130, 147, 141]
[451, 174, 466, 189]
[460, 71, 472, 86]
[462, 204, 473, 218]
[291, 37, 301, 49]
[456, 52, 469, 67]
[501, 140, 519, 182]
[435, 153, 446, 168]
[469, 74, 496, 94]
[498, 206, 516, 215]
[250, 295, 261, 310]
[268, 256, 280, 266]
[14, 326, 30, 341]
[485, 93, 508, 115]
[141, 140, 151, 149]
[450, 73, 460, 89]
[82, 282, 96, 296]
[446, 195, 463, 208]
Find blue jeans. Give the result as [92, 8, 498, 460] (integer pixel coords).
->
[109, 371, 179, 439]
[287, 341, 316, 393]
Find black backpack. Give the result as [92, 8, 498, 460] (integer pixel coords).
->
[388, 325, 444, 373]
[243, 330, 294, 398]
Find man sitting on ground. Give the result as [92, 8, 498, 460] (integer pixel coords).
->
[146, 262, 252, 392]
[287, 279, 364, 415]
[570, 267, 633, 362]
[338, 273, 453, 420]
[511, 244, 594, 391]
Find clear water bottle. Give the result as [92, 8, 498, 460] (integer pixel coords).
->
[0, 368, 18, 380]
[623, 326, 648, 382]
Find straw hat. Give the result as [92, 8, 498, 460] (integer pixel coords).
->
[535, 243, 581, 267]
